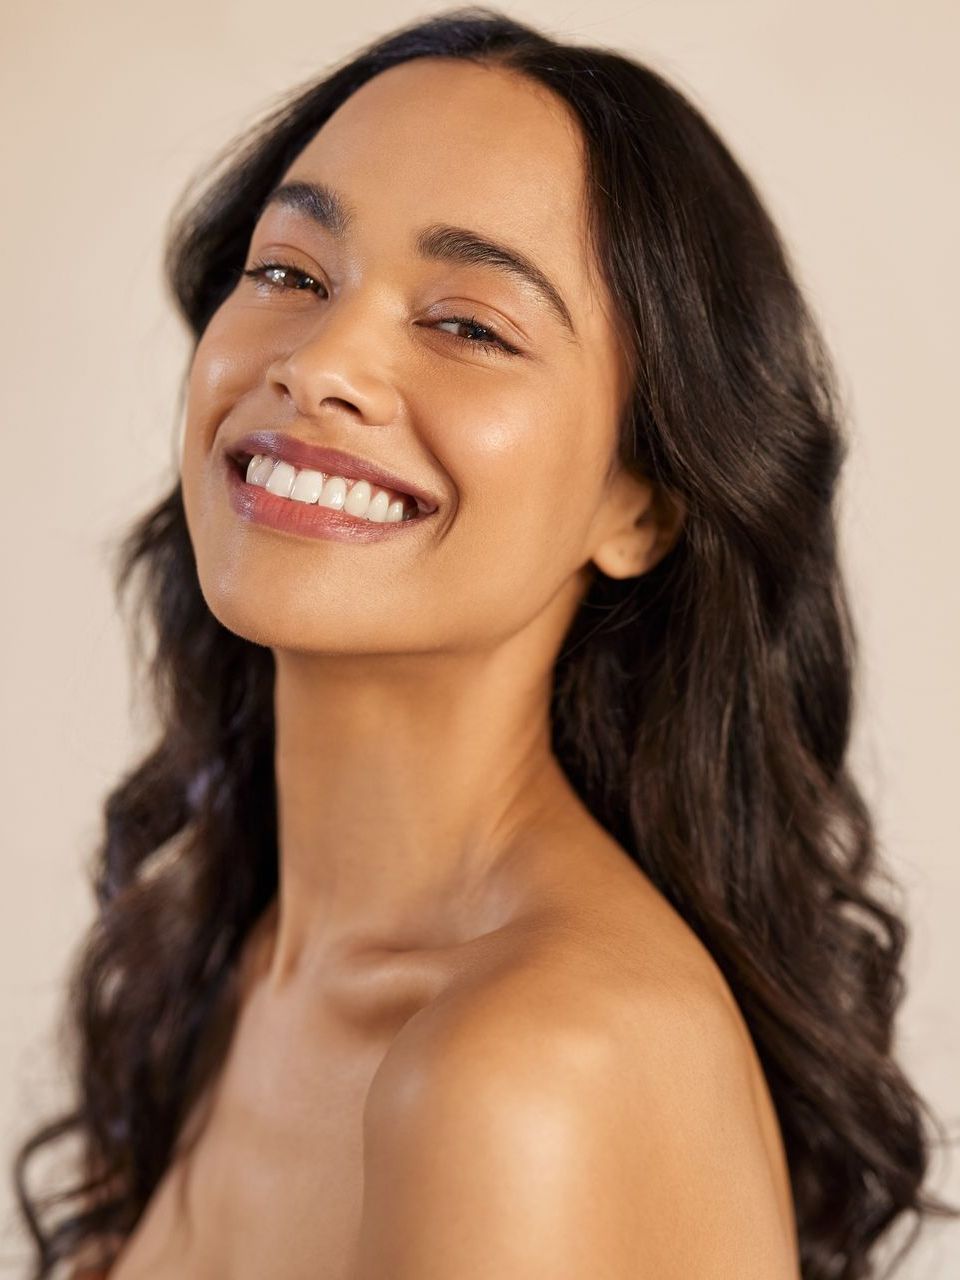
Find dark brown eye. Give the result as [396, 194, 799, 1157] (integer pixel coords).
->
[241, 260, 326, 294]
[432, 314, 516, 356]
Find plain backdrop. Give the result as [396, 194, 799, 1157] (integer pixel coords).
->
[2, 1, 958, 1275]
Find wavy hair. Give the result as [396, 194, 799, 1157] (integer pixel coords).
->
[12, 8, 958, 1278]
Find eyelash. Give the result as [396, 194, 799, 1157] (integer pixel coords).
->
[239, 258, 520, 357]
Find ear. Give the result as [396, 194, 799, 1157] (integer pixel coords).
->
[589, 465, 686, 580]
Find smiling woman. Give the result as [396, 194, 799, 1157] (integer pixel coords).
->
[11, 6, 958, 1280]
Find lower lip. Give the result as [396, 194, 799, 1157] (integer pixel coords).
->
[224, 457, 433, 543]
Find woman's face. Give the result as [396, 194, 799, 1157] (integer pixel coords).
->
[181, 57, 646, 658]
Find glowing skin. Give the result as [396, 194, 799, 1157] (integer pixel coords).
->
[105, 58, 802, 1280]
[179, 57, 684, 990]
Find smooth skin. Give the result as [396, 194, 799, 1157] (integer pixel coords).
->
[97, 57, 800, 1280]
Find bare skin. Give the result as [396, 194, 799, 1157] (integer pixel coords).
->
[100, 842, 799, 1279]
[97, 57, 799, 1279]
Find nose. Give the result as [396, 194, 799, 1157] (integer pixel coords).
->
[265, 297, 403, 428]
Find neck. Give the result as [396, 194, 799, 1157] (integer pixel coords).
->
[261, 638, 577, 990]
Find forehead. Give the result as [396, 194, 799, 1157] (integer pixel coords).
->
[278, 58, 601, 306]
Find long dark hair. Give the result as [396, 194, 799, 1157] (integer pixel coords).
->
[12, 8, 957, 1278]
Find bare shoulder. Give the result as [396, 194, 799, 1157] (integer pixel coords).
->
[356, 855, 800, 1279]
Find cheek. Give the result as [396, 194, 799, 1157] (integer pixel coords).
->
[440, 377, 600, 534]
[178, 312, 271, 592]
[181, 308, 273, 516]
[420, 381, 603, 608]
[183, 309, 271, 456]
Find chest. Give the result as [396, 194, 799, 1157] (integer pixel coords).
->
[107, 992, 397, 1280]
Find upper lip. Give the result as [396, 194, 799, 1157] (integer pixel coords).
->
[226, 430, 440, 514]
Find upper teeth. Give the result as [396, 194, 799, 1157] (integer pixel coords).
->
[245, 455, 417, 522]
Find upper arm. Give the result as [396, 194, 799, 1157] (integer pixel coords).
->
[353, 982, 798, 1279]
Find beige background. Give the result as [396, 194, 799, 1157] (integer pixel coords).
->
[2, 0, 957, 1274]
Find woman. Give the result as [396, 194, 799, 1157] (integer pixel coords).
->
[13, 7, 957, 1279]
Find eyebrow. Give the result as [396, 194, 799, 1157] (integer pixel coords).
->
[257, 179, 579, 342]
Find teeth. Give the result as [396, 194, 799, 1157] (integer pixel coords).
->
[318, 475, 347, 510]
[243, 454, 417, 521]
[264, 460, 296, 498]
[248, 455, 276, 486]
[343, 479, 372, 516]
[365, 490, 390, 523]
[289, 468, 325, 503]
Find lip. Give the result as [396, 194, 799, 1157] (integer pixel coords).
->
[223, 454, 435, 542]
[226, 430, 440, 515]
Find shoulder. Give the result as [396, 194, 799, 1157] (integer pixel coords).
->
[357, 939, 799, 1279]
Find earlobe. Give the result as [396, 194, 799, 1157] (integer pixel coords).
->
[590, 474, 685, 580]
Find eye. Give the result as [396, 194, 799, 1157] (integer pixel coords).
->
[432, 314, 519, 357]
[241, 259, 325, 294]
[240, 258, 521, 358]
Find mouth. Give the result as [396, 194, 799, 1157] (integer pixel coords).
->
[230, 451, 423, 523]
[225, 431, 440, 524]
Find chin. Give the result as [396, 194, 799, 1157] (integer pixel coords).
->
[194, 564, 330, 652]
[192, 558, 429, 657]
